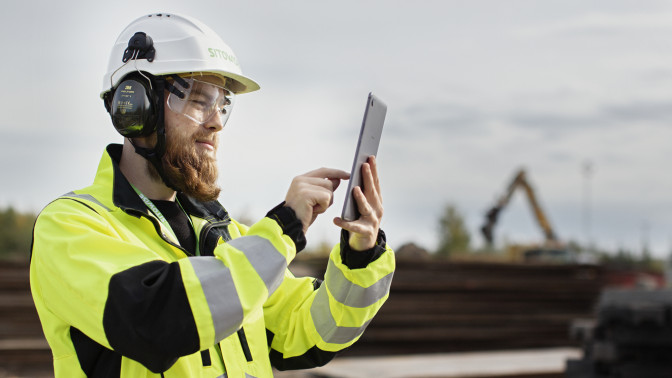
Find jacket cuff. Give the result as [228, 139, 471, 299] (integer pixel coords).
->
[340, 229, 387, 269]
[266, 202, 306, 253]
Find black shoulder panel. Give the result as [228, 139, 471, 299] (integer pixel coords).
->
[103, 260, 199, 373]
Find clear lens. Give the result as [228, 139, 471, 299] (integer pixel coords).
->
[167, 78, 234, 126]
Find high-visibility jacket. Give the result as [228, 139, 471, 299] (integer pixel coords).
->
[30, 144, 395, 378]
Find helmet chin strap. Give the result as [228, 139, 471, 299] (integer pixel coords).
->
[129, 79, 181, 192]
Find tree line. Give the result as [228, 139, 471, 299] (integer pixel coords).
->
[433, 203, 665, 271]
[0, 207, 36, 260]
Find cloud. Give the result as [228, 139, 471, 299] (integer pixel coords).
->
[505, 97, 672, 138]
[515, 12, 672, 39]
[383, 100, 492, 148]
[602, 100, 672, 123]
[507, 112, 597, 131]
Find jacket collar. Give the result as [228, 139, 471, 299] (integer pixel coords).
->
[105, 144, 230, 222]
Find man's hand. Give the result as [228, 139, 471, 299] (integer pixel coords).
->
[285, 168, 350, 233]
[333, 156, 384, 251]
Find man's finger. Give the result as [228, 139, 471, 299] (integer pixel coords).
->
[329, 178, 342, 191]
[312, 189, 334, 213]
[369, 156, 382, 198]
[304, 167, 350, 180]
[362, 162, 376, 197]
[300, 177, 340, 191]
[354, 186, 375, 218]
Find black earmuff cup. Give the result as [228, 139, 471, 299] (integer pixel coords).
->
[110, 78, 152, 137]
[108, 74, 161, 138]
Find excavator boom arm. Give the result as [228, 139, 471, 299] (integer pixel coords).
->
[481, 169, 557, 244]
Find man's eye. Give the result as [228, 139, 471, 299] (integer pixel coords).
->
[189, 99, 207, 109]
[216, 97, 231, 113]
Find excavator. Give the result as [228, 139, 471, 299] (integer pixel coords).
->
[481, 168, 571, 262]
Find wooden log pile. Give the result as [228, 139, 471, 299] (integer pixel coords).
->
[293, 257, 604, 357]
[0, 260, 52, 376]
[0, 257, 604, 375]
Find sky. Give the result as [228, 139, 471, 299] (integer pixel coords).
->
[2, 0, 672, 258]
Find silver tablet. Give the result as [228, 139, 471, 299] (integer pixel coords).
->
[341, 93, 387, 221]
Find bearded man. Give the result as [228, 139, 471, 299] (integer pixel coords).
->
[29, 13, 395, 378]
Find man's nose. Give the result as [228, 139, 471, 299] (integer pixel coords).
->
[203, 111, 224, 132]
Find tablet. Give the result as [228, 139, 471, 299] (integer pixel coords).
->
[341, 93, 387, 221]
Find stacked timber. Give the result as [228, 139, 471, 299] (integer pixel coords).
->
[1, 257, 604, 374]
[0, 260, 51, 376]
[293, 257, 604, 357]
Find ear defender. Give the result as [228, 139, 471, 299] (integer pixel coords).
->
[104, 31, 161, 138]
[106, 75, 159, 138]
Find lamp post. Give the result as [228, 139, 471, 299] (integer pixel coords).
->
[582, 160, 593, 250]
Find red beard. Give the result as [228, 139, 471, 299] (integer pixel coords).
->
[148, 129, 221, 202]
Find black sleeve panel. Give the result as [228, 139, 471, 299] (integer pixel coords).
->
[266, 329, 337, 371]
[103, 260, 199, 373]
[266, 202, 306, 252]
[340, 229, 387, 269]
[71, 326, 122, 378]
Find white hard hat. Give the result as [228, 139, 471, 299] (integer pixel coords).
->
[101, 13, 260, 97]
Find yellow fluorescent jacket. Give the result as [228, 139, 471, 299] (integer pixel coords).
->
[30, 144, 395, 378]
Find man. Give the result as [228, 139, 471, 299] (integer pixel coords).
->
[29, 12, 394, 378]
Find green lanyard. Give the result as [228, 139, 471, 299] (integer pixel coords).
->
[131, 184, 196, 254]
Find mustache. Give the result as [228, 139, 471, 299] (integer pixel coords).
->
[192, 133, 219, 154]
[192, 131, 218, 144]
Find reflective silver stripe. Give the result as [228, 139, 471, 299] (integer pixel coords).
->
[62, 191, 111, 212]
[227, 236, 287, 296]
[246, 374, 258, 378]
[325, 259, 393, 308]
[190, 257, 243, 341]
[310, 287, 371, 344]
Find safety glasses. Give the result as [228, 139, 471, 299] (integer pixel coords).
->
[166, 76, 234, 126]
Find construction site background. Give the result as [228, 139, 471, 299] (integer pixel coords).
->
[1, 205, 669, 377]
